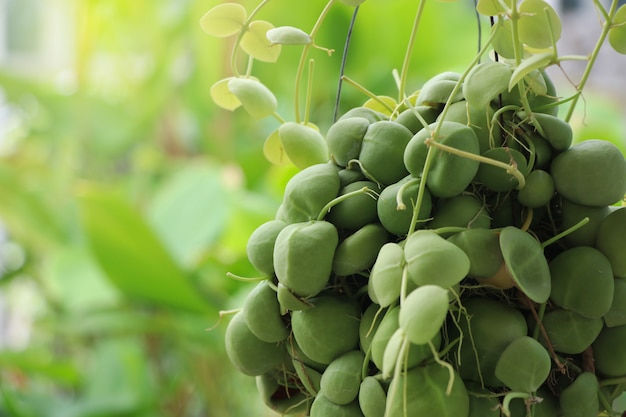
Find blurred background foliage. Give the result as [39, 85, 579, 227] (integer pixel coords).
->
[0, 0, 624, 416]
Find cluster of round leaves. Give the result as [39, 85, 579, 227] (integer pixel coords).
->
[224, 61, 626, 417]
[205, 1, 626, 416]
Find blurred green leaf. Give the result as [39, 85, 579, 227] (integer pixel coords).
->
[147, 161, 230, 268]
[77, 184, 211, 313]
[0, 350, 80, 387]
[240, 20, 282, 63]
[199, 3, 247, 38]
[0, 164, 66, 249]
[609, 5, 626, 55]
[45, 247, 120, 313]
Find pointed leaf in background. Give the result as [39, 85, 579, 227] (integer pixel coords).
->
[77, 184, 211, 313]
[147, 162, 231, 269]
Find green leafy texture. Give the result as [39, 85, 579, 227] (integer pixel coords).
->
[228, 77, 277, 120]
[596, 208, 626, 280]
[369, 242, 405, 307]
[559, 372, 600, 417]
[385, 364, 469, 417]
[492, 19, 516, 59]
[509, 52, 554, 91]
[45, 247, 120, 313]
[518, 0, 562, 49]
[399, 285, 449, 345]
[278, 122, 329, 170]
[592, 324, 626, 377]
[199, 3, 247, 38]
[290, 296, 361, 365]
[549, 246, 614, 319]
[0, 349, 80, 387]
[243, 280, 289, 343]
[319, 350, 364, 405]
[77, 184, 211, 313]
[266, 26, 311, 46]
[82, 337, 157, 414]
[463, 61, 513, 110]
[404, 230, 471, 288]
[340, 0, 367, 5]
[264, 128, 291, 165]
[609, 5, 626, 54]
[147, 163, 230, 268]
[476, 0, 513, 16]
[525, 69, 548, 96]
[539, 309, 603, 354]
[240, 20, 282, 63]
[359, 377, 387, 417]
[499, 226, 551, 303]
[332, 223, 390, 276]
[210, 77, 242, 111]
[246, 220, 287, 276]
[495, 336, 551, 392]
[225, 311, 288, 376]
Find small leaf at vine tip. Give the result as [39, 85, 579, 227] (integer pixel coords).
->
[463, 61, 512, 109]
[476, 0, 513, 16]
[210, 77, 242, 111]
[240, 20, 282, 63]
[608, 5, 626, 54]
[518, 0, 562, 49]
[363, 96, 396, 116]
[340, 0, 367, 5]
[508, 52, 554, 91]
[267, 26, 312, 46]
[264, 129, 291, 166]
[228, 78, 277, 120]
[199, 3, 247, 38]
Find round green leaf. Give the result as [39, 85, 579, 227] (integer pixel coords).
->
[495, 336, 551, 392]
[241, 20, 282, 63]
[609, 5, 626, 54]
[278, 122, 328, 170]
[463, 61, 513, 109]
[267, 26, 311, 46]
[499, 226, 551, 303]
[492, 19, 516, 59]
[518, 0, 562, 49]
[476, 0, 513, 16]
[263, 129, 291, 166]
[228, 78, 277, 120]
[210, 77, 242, 111]
[199, 3, 247, 38]
[399, 285, 449, 345]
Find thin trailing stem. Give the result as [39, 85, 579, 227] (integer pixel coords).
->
[295, 0, 337, 123]
[304, 59, 315, 124]
[425, 137, 526, 189]
[541, 217, 589, 249]
[334, 5, 360, 122]
[342, 76, 396, 113]
[231, 0, 273, 77]
[564, 0, 620, 122]
[398, 0, 427, 102]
